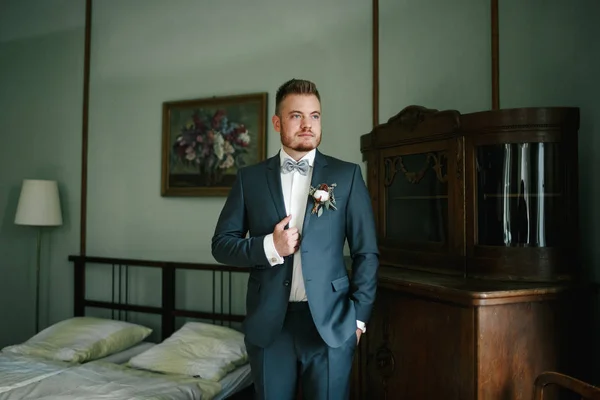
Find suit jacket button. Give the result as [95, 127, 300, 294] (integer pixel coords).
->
[284, 280, 290, 286]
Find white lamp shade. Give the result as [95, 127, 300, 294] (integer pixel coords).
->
[14, 179, 63, 226]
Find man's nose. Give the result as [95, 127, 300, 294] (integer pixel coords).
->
[301, 117, 311, 129]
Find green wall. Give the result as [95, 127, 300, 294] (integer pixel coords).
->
[1, 3, 598, 379]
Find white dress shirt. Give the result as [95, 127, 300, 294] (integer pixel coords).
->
[263, 147, 366, 333]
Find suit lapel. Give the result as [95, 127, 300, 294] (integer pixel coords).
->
[266, 152, 287, 221]
[301, 150, 328, 235]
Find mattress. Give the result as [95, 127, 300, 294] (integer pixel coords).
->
[0, 340, 155, 394]
[98, 342, 254, 398]
[0, 344, 252, 399]
[0, 353, 72, 394]
[0, 360, 222, 400]
[95, 341, 156, 364]
[214, 363, 253, 400]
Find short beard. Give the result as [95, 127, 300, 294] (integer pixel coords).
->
[281, 128, 321, 152]
[288, 141, 319, 152]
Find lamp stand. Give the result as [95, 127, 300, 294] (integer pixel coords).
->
[35, 228, 41, 334]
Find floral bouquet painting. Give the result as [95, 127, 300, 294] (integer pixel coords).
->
[161, 93, 267, 196]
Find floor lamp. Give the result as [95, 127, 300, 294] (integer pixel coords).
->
[14, 179, 63, 333]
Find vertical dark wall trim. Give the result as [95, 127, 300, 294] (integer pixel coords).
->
[80, 0, 91, 255]
[491, 0, 499, 110]
[372, 0, 379, 127]
[78, 0, 382, 252]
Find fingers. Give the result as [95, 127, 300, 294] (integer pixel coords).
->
[273, 223, 301, 257]
[286, 227, 299, 237]
[287, 233, 299, 247]
[274, 215, 292, 231]
[280, 230, 300, 255]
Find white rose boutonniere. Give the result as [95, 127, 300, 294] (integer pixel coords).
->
[309, 183, 337, 217]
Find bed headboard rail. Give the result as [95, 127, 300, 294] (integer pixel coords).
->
[68, 255, 250, 340]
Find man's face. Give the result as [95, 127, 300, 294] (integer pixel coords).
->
[272, 94, 322, 155]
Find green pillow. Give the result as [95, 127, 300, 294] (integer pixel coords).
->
[128, 322, 247, 381]
[2, 317, 152, 363]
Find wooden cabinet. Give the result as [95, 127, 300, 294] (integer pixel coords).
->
[360, 105, 580, 282]
[351, 106, 594, 400]
[359, 268, 591, 400]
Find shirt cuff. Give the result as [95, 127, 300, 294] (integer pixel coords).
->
[357, 320, 366, 333]
[263, 234, 284, 266]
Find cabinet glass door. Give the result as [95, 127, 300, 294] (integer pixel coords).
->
[384, 151, 448, 243]
[380, 138, 454, 251]
[475, 142, 562, 247]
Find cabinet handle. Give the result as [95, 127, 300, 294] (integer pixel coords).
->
[369, 346, 395, 378]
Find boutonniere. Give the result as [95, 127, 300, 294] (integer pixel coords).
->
[309, 183, 337, 217]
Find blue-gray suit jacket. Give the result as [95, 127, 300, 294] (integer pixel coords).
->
[211, 149, 379, 348]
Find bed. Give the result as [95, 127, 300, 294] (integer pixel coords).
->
[0, 341, 155, 394]
[0, 255, 254, 400]
[0, 342, 153, 394]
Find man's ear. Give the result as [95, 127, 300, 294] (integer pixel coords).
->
[272, 114, 281, 133]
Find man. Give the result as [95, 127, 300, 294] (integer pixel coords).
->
[211, 78, 379, 399]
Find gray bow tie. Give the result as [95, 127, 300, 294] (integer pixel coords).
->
[281, 158, 309, 175]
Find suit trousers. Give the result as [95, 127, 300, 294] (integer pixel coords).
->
[244, 302, 357, 400]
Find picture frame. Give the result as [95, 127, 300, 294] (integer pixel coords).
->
[161, 92, 267, 196]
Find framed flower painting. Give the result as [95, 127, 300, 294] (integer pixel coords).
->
[161, 92, 267, 196]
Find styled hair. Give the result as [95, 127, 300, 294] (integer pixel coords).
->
[275, 78, 321, 115]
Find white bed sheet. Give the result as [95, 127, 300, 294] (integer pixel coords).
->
[0, 360, 222, 400]
[0, 347, 251, 400]
[0, 340, 156, 393]
[214, 363, 253, 400]
[96, 341, 156, 364]
[0, 353, 73, 394]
